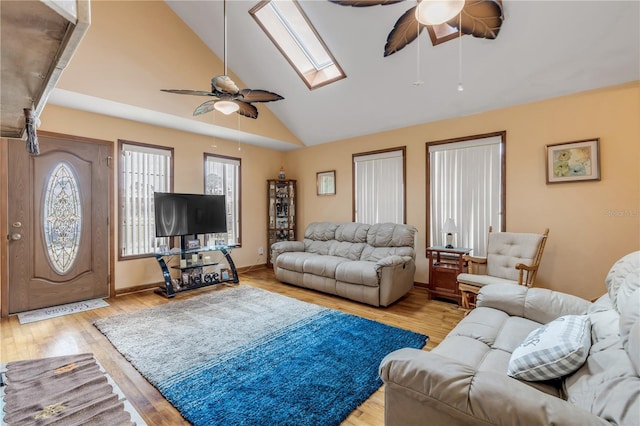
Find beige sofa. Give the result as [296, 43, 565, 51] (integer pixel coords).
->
[380, 251, 640, 425]
[271, 222, 416, 307]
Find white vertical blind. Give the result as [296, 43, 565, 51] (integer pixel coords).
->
[354, 150, 404, 224]
[429, 136, 503, 256]
[120, 143, 172, 256]
[205, 155, 240, 245]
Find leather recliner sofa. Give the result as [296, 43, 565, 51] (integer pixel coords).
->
[271, 222, 417, 307]
[380, 251, 640, 425]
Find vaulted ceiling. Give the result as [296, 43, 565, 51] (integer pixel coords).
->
[164, 0, 639, 147]
[4, 1, 637, 150]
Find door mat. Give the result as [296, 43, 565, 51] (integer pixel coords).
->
[17, 299, 109, 324]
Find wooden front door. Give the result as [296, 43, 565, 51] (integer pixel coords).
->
[7, 133, 111, 314]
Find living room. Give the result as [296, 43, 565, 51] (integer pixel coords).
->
[1, 0, 639, 424]
[3, 0, 637, 301]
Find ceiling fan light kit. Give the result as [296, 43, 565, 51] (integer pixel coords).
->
[415, 0, 465, 26]
[214, 100, 240, 115]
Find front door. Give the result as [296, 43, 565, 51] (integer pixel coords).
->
[8, 133, 111, 314]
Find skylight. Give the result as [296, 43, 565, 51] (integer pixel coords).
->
[250, 0, 345, 90]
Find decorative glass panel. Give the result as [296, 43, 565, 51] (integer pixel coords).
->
[43, 162, 82, 274]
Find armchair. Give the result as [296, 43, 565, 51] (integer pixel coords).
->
[457, 227, 549, 309]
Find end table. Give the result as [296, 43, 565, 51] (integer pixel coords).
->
[426, 246, 472, 304]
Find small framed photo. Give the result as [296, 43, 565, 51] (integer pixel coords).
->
[316, 170, 336, 196]
[186, 239, 200, 250]
[545, 138, 601, 184]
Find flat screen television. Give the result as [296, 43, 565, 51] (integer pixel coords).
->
[154, 192, 227, 237]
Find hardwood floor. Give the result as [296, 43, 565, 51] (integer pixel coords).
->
[0, 268, 465, 425]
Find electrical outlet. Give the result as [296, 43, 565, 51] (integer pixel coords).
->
[258, 247, 264, 255]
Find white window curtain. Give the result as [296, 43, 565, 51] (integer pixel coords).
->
[205, 155, 241, 246]
[354, 149, 404, 224]
[429, 136, 503, 256]
[120, 142, 172, 257]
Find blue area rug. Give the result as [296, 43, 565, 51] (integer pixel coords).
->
[94, 286, 427, 426]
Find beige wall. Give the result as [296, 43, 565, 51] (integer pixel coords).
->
[57, 0, 302, 147]
[285, 82, 640, 300]
[38, 105, 285, 290]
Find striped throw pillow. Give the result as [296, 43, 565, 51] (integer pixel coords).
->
[507, 314, 591, 381]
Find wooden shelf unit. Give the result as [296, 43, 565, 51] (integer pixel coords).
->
[267, 179, 296, 267]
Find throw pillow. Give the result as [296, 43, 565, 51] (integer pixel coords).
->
[507, 314, 591, 381]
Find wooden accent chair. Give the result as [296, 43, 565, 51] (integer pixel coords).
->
[458, 227, 549, 310]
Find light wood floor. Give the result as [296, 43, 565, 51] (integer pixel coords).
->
[0, 268, 465, 425]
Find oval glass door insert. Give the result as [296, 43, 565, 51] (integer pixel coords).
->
[43, 162, 82, 274]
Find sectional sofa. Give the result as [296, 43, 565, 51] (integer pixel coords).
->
[380, 251, 640, 425]
[270, 222, 417, 306]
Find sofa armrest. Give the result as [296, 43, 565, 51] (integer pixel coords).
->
[375, 255, 414, 269]
[270, 241, 304, 267]
[477, 284, 591, 324]
[380, 348, 606, 426]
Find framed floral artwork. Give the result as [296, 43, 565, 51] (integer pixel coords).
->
[545, 138, 600, 184]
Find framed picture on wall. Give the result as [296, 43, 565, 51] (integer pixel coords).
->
[545, 138, 601, 184]
[317, 170, 336, 195]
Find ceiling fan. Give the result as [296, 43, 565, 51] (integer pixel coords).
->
[161, 0, 284, 119]
[329, 0, 504, 57]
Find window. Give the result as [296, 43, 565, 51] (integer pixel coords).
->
[250, 0, 346, 90]
[204, 153, 241, 246]
[119, 141, 173, 258]
[353, 147, 406, 224]
[427, 132, 506, 256]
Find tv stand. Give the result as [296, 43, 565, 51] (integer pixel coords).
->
[154, 240, 239, 298]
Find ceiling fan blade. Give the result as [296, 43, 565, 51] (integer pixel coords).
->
[234, 101, 258, 119]
[329, 0, 405, 6]
[238, 89, 284, 103]
[161, 89, 216, 97]
[449, 0, 503, 39]
[193, 100, 218, 116]
[384, 5, 424, 57]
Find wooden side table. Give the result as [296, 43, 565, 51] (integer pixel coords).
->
[426, 246, 472, 304]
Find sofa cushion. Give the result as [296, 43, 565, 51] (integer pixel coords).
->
[435, 309, 561, 397]
[328, 241, 366, 261]
[507, 315, 591, 381]
[275, 252, 318, 273]
[302, 255, 350, 278]
[620, 288, 640, 375]
[366, 223, 416, 248]
[361, 246, 415, 262]
[564, 348, 640, 426]
[605, 250, 640, 313]
[304, 222, 339, 241]
[334, 222, 369, 243]
[304, 239, 333, 255]
[335, 261, 378, 287]
[587, 295, 621, 353]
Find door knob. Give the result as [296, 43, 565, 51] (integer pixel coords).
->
[10, 233, 22, 240]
